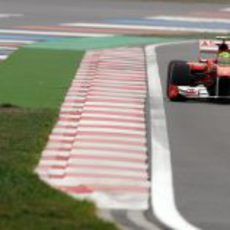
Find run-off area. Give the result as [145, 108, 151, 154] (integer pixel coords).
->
[36, 47, 150, 210]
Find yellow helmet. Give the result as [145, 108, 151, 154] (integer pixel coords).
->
[218, 51, 230, 65]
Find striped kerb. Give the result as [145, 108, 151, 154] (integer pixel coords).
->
[36, 48, 150, 210]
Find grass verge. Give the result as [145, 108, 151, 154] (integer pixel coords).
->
[27, 36, 181, 51]
[0, 48, 84, 109]
[0, 48, 119, 229]
[0, 107, 118, 230]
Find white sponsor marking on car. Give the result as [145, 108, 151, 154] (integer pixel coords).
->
[178, 85, 209, 98]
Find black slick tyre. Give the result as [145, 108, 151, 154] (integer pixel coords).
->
[167, 60, 191, 101]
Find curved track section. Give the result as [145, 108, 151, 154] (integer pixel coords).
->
[2, 0, 230, 229]
[146, 44, 199, 230]
[36, 48, 150, 210]
[36, 47, 164, 230]
[157, 42, 230, 230]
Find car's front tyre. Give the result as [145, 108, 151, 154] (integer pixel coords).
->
[167, 60, 191, 101]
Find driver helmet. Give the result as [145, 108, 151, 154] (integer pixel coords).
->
[218, 43, 228, 52]
[218, 51, 230, 65]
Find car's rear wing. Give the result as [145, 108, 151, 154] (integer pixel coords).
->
[199, 39, 230, 53]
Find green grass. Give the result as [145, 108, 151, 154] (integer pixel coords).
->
[0, 48, 118, 229]
[27, 36, 181, 51]
[0, 48, 84, 109]
[0, 108, 118, 230]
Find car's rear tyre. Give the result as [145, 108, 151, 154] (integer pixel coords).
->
[167, 60, 191, 101]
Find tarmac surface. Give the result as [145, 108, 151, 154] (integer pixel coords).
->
[0, 0, 229, 27]
[158, 43, 230, 230]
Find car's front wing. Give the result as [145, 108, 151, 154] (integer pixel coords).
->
[177, 85, 230, 99]
[177, 85, 209, 98]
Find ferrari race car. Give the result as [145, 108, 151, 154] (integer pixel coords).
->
[167, 36, 230, 101]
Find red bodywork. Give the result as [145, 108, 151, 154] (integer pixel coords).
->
[187, 58, 230, 88]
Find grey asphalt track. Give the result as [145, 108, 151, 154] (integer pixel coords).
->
[157, 43, 230, 230]
[0, 0, 229, 27]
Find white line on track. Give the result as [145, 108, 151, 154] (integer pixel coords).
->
[0, 29, 113, 37]
[0, 13, 24, 18]
[146, 15, 230, 23]
[145, 44, 200, 230]
[61, 23, 230, 33]
[221, 8, 230, 12]
[0, 39, 34, 44]
[0, 47, 17, 50]
[0, 55, 7, 60]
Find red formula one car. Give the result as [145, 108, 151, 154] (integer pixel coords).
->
[167, 36, 230, 101]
